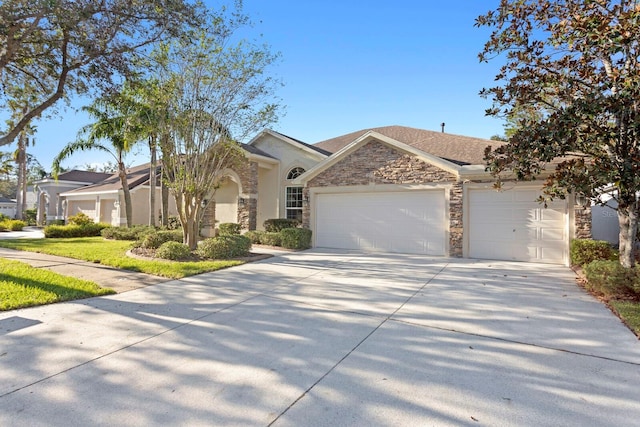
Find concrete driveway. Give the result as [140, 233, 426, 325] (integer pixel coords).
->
[1, 250, 639, 426]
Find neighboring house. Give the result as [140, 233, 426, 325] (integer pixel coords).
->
[35, 170, 112, 224]
[60, 163, 177, 226]
[0, 196, 16, 218]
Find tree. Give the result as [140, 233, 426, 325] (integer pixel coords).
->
[0, 0, 202, 147]
[476, 0, 640, 268]
[52, 98, 136, 227]
[155, 10, 281, 249]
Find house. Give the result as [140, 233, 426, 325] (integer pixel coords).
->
[60, 163, 177, 226]
[215, 125, 589, 265]
[35, 170, 113, 224]
[56, 125, 590, 265]
[0, 196, 16, 218]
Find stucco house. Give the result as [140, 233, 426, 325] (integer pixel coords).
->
[60, 164, 179, 226]
[56, 125, 590, 265]
[35, 170, 113, 224]
[217, 125, 590, 265]
[0, 196, 16, 218]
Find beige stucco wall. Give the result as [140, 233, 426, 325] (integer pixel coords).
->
[251, 133, 325, 220]
[214, 179, 239, 225]
[67, 199, 97, 220]
[256, 165, 279, 230]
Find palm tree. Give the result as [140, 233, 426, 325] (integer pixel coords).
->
[52, 99, 135, 227]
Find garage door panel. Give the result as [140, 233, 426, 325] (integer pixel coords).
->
[315, 191, 445, 255]
[469, 188, 567, 264]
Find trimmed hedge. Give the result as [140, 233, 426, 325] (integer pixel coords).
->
[218, 222, 242, 235]
[44, 223, 109, 238]
[570, 239, 615, 266]
[101, 225, 156, 241]
[156, 241, 192, 260]
[244, 230, 264, 244]
[197, 235, 251, 259]
[280, 228, 312, 250]
[583, 260, 640, 299]
[264, 218, 300, 232]
[140, 230, 183, 249]
[261, 232, 282, 247]
[0, 219, 26, 231]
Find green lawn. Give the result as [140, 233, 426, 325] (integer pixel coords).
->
[0, 258, 115, 311]
[0, 237, 243, 279]
[610, 300, 640, 336]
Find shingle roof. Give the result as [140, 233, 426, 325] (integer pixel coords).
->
[313, 125, 503, 166]
[242, 143, 276, 158]
[63, 163, 158, 194]
[47, 170, 113, 183]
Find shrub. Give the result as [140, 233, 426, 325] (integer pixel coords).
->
[264, 218, 300, 232]
[140, 230, 183, 249]
[0, 222, 7, 232]
[67, 212, 95, 226]
[218, 222, 242, 235]
[260, 232, 282, 247]
[44, 223, 108, 238]
[102, 225, 155, 241]
[197, 235, 251, 259]
[24, 208, 37, 225]
[0, 213, 7, 221]
[244, 230, 264, 244]
[7, 220, 26, 231]
[280, 228, 312, 250]
[570, 239, 615, 266]
[583, 260, 640, 299]
[156, 241, 192, 260]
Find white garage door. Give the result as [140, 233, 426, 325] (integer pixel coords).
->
[468, 188, 568, 264]
[315, 191, 446, 255]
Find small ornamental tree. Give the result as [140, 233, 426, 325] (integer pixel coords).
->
[477, 0, 640, 268]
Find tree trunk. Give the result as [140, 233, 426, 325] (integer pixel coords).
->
[148, 137, 157, 227]
[118, 164, 133, 227]
[618, 199, 638, 269]
[14, 132, 26, 219]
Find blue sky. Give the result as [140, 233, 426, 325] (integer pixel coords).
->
[11, 0, 505, 172]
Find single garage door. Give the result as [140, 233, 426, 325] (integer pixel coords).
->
[468, 188, 568, 264]
[315, 191, 446, 255]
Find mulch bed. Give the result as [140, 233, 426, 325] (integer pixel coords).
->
[127, 247, 272, 263]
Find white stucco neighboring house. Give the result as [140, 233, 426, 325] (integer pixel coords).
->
[34, 170, 112, 224]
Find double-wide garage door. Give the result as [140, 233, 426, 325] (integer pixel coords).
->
[468, 188, 568, 264]
[315, 191, 446, 255]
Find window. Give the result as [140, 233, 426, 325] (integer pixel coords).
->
[287, 167, 305, 180]
[285, 186, 303, 220]
[285, 167, 305, 220]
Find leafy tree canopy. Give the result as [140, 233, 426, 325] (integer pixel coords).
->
[0, 0, 203, 146]
[477, 0, 640, 267]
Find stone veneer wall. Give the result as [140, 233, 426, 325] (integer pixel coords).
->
[304, 140, 462, 257]
[307, 141, 457, 187]
[449, 183, 464, 257]
[235, 160, 259, 230]
[574, 205, 592, 239]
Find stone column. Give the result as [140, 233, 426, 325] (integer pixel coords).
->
[449, 183, 463, 257]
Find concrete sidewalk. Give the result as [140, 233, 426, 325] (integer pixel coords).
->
[1, 250, 639, 426]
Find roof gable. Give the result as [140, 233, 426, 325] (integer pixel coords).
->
[61, 163, 157, 195]
[249, 129, 330, 159]
[314, 125, 501, 166]
[297, 131, 461, 184]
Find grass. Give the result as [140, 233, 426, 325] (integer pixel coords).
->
[0, 258, 115, 311]
[610, 301, 640, 336]
[0, 237, 243, 279]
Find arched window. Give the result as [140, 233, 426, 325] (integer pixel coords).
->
[286, 167, 305, 180]
[285, 167, 305, 220]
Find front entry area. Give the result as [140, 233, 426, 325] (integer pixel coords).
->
[313, 190, 447, 255]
